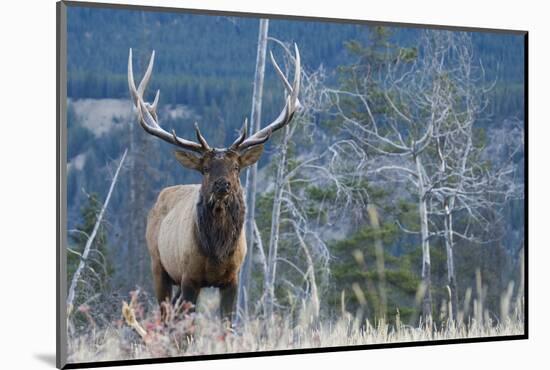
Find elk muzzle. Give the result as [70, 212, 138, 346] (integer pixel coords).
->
[213, 178, 231, 196]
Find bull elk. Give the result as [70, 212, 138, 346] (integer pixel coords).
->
[127, 45, 301, 325]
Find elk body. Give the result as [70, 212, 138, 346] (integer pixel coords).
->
[127, 46, 301, 324]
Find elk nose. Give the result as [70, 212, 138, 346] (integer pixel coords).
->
[214, 179, 230, 194]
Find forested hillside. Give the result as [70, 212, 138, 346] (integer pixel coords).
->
[65, 5, 525, 357]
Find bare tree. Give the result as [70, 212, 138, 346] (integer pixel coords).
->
[417, 32, 523, 321]
[431, 115, 523, 320]
[237, 18, 270, 323]
[328, 30, 478, 323]
[261, 44, 368, 325]
[330, 30, 524, 325]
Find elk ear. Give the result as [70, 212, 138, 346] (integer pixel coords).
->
[174, 150, 202, 171]
[239, 145, 264, 168]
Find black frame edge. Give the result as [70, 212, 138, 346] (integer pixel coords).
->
[523, 32, 529, 339]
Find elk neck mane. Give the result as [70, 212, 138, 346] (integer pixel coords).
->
[194, 188, 245, 263]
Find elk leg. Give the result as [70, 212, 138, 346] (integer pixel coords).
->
[220, 282, 238, 327]
[171, 286, 181, 305]
[151, 259, 172, 321]
[179, 284, 199, 314]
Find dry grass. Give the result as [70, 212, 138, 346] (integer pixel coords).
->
[66, 289, 524, 365]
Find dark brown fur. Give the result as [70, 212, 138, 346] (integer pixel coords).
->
[195, 190, 245, 263]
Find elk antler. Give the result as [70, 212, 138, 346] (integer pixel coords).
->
[230, 118, 248, 149]
[128, 49, 210, 153]
[233, 44, 302, 151]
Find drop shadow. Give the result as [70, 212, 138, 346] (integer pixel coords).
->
[34, 353, 57, 367]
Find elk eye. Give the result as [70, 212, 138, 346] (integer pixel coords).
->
[234, 164, 240, 171]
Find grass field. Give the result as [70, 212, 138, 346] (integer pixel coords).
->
[66, 289, 524, 364]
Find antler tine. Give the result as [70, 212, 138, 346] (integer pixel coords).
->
[128, 49, 206, 153]
[290, 43, 301, 110]
[237, 44, 301, 151]
[151, 89, 160, 120]
[269, 50, 293, 93]
[128, 49, 160, 122]
[269, 43, 302, 110]
[137, 49, 155, 99]
[230, 118, 248, 150]
[194, 122, 211, 150]
[128, 48, 139, 107]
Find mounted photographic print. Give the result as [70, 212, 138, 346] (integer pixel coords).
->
[56, 1, 527, 368]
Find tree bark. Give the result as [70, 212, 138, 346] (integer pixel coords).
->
[416, 155, 432, 325]
[444, 200, 459, 322]
[264, 124, 291, 323]
[237, 18, 269, 323]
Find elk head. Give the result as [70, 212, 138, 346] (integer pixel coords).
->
[127, 46, 301, 203]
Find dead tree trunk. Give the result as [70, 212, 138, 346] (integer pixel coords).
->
[416, 155, 433, 325]
[237, 18, 269, 323]
[443, 200, 458, 321]
[67, 149, 127, 316]
[264, 124, 291, 323]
